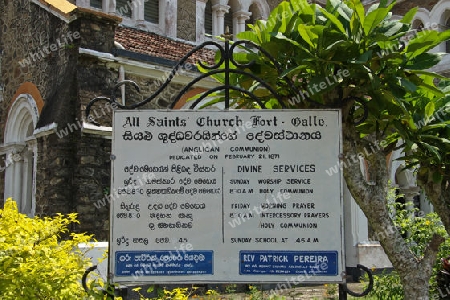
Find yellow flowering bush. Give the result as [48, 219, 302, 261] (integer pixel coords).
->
[0, 198, 97, 299]
[131, 286, 222, 300]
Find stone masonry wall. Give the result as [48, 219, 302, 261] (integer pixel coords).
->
[74, 57, 184, 239]
[124, 74, 185, 109]
[75, 56, 119, 240]
[0, 0, 79, 141]
[78, 8, 120, 53]
[73, 135, 112, 241]
[0, 0, 124, 240]
[74, 11, 123, 240]
[74, 6, 202, 240]
[0, 0, 80, 213]
[35, 133, 77, 216]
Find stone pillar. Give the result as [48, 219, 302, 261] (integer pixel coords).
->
[107, 0, 116, 14]
[212, 4, 229, 38]
[29, 139, 37, 217]
[119, 66, 126, 105]
[2, 144, 25, 202]
[196, 0, 208, 43]
[4, 152, 16, 199]
[135, 0, 145, 26]
[78, 8, 121, 53]
[402, 187, 420, 206]
[401, 186, 421, 217]
[396, 166, 420, 211]
[233, 11, 251, 39]
[21, 148, 33, 215]
[165, 0, 177, 38]
[13, 155, 23, 211]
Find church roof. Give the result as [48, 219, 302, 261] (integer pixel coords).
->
[114, 26, 215, 66]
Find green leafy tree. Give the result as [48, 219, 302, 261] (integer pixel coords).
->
[0, 198, 101, 299]
[399, 80, 450, 236]
[197, 0, 450, 298]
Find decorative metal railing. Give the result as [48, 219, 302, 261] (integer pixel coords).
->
[84, 33, 373, 299]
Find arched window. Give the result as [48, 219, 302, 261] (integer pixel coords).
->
[246, 4, 256, 30]
[430, 1, 450, 52]
[3, 94, 39, 216]
[412, 20, 424, 32]
[403, 19, 425, 43]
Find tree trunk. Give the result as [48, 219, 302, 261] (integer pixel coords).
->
[342, 119, 444, 300]
[403, 279, 430, 300]
[401, 233, 444, 299]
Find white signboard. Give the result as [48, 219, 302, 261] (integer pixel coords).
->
[110, 110, 344, 284]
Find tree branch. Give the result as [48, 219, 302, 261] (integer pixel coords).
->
[419, 233, 446, 278]
[419, 173, 450, 235]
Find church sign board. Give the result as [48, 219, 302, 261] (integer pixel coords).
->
[110, 109, 344, 284]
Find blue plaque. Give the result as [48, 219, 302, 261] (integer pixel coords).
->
[239, 251, 338, 275]
[116, 250, 214, 276]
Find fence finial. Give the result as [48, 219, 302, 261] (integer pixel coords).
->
[221, 26, 232, 41]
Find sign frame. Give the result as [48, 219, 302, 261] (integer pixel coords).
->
[109, 109, 345, 285]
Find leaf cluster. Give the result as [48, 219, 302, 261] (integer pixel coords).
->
[197, 0, 450, 182]
[0, 198, 98, 299]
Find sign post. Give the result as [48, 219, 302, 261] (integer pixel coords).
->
[110, 109, 344, 284]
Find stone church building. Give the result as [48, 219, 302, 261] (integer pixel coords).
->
[0, 0, 449, 274]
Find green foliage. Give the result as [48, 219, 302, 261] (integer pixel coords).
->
[391, 203, 447, 257]
[395, 202, 450, 297]
[323, 283, 338, 298]
[202, 0, 447, 101]
[130, 286, 223, 300]
[197, 0, 450, 183]
[247, 285, 264, 300]
[205, 288, 220, 299]
[268, 295, 286, 300]
[224, 283, 237, 294]
[0, 198, 99, 299]
[395, 82, 450, 185]
[368, 270, 404, 300]
[158, 287, 190, 300]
